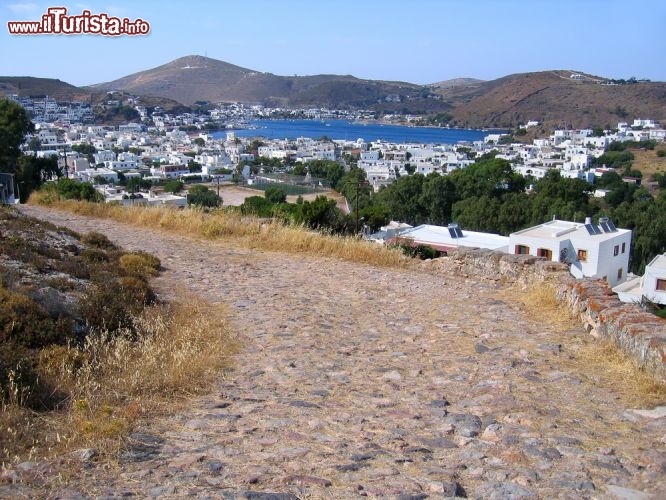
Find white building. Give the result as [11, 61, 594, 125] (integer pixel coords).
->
[0, 173, 18, 204]
[613, 254, 666, 305]
[509, 218, 632, 287]
[393, 223, 510, 253]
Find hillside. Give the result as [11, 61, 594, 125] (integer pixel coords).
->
[88, 55, 450, 111]
[0, 76, 91, 101]
[437, 70, 666, 129]
[3, 61, 666, 129]
[0, 76, 191, 118]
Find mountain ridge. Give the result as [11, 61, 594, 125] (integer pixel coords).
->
[2, 55, 665, 129]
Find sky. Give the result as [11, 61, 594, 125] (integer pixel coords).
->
[2, 0, 665, 87]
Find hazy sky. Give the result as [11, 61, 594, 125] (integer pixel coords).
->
[3, 0, 665, 87]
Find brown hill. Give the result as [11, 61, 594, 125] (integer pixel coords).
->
[4, 62, 665, 130]
[430, 77, 485, 89]
[0, 76, 91, 102]
[88, 55, 448, 111]
[437, 70, 666, 129]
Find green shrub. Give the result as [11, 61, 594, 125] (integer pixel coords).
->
[81, 231, 117, 251]
[0, 287, 74, 348]
[81, 247, 109, 263]
[79, 277, 156, 334]
[119, 252, 161, 278]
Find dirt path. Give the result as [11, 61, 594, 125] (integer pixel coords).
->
[8, 205, 666, 499]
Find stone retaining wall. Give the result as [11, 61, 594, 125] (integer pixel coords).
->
[428, 247, 666, 382]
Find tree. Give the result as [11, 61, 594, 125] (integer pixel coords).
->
[265, 186, 287, 204]
[15, 155, 61, 202]
[193, 137, 205, 147]
[374, 174, 425, 225]
[419, 173, 456, 225]
[187, 184, 220, 208]
[55, 178, 102, 202]
[0, 98, 34, 170]
[28, 137, 42, 154]
[241, 195, 274, 217]
[163, 180, 184, 194]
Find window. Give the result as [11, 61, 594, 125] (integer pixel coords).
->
[515, 244, 530, 255]
[657, 279, 666, 292]
[537, 248, 552, 260]
[617, 268, 623, 280]
[577, 249, 588, 262]
[622, 242, 626, 254]
[614, 245, 619, 256]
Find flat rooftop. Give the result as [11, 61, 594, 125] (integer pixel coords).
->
[398, 224, 509, 251]
[647, 253, 666, 271]
[511, 219, 630, 241]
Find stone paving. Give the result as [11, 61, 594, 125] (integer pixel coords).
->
[7, 206, 666, 499]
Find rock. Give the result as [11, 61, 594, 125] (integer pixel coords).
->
[605, 484, 650, 500]
[288, 399, 321, 409]
[427, 480, 460, 496]
[242, 493, 299, 500]
[481, 423, 503, 442]
[474, 481, 538, 499]
[72, 448, 97, 462]
[283, 475, 332, 487]
[628, 406, 666, 419]
[446, 413, 482, 437]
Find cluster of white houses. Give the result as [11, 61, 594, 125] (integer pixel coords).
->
[374, 217, 665, 305]
[6, 104, 666, 307]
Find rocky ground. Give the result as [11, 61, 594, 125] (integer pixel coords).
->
[4, 205, 665, 499]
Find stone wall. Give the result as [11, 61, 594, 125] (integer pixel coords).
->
[425, 247, 666, 382]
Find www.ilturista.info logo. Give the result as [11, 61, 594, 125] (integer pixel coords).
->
[7, 7, 150, 36]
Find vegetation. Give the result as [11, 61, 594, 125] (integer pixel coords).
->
[186, 184, 221, 208]
[0, 207, 237, 465]
[28, 192, 407, 268]
[0, 98, 62, 201]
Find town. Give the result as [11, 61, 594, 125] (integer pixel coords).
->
[2, 92, 666, 309]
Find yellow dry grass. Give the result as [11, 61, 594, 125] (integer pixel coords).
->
[632, 145, 666, 177]
[27, 194, 407, 268]
[509, 280, 666, 406]
[575, 339, 666, 407]
[1, 299, 238, 465]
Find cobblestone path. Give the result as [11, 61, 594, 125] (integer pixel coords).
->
[9, 206, 666, 499]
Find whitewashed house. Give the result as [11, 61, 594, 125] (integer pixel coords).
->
[394, 223, 509, 253]
[613, 254, 666, 305]
[509, 218, 632, 287]
[0, 173, 18, 204]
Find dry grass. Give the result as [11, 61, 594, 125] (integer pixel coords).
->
[1, 300, 238, 465]
[507, 280, 666, 406]
[27, 194, 407, 268]
[632, 145, 666, 177]
[510, 281, 579, 332]
[575, 339, 666, 408]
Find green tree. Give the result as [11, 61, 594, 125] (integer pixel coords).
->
[374, 174, 425, 225]
[265, 186, 287, 204]
[419, 173, 456, 225]
[241, 195, 274, 217]
[295, 195, 345, 231]
[163, 180, 184, 194]
[187, 184, 220, 208]
[15, 155, 61, 202]
[0, 98, 34, 170]
[55, 178, 102, 202]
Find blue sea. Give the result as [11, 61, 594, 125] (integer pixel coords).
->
[211, 119, 492, 145]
